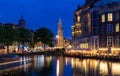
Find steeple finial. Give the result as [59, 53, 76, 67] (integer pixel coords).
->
[59, 17, 62, 22]
[58, 17, 62, 27]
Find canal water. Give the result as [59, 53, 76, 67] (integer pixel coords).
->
[0, 55, 120, 76]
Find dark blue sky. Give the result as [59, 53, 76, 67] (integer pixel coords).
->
[0, 0, 85, 38]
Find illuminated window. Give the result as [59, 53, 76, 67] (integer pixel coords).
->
[101, 14, 105, 22]
[108, 13, 113, 21]
[115, 23, 119, 32]
[80, 43, 88, 49]
[77, 16, 80, 22]
[107, 24, 113, 33]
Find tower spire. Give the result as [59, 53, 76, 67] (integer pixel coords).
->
[59, 17, 62, 22]
[58, 17, 62, 30]
[57, 18, 64, 48]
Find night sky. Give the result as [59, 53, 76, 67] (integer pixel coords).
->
[0, 0, 85, 38]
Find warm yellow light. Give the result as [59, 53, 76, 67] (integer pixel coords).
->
[100, 62, 108, 74]
[72, 30, 82, 36]
[75, 23, 80, 27]
[102, 14, 105, 22]
[115, 23, 119, 32]
[99, 48, 108, 50]
[108, 13, 113, 21]
[111, 48, 120, 51]
[71, 58, 74, 68]
[99, 47, 120, 51]
[56, 59, 59, 76]
[77, 16, 80, 22]
[112, 63, 120, 74]
[80, 43, 89, 49]
[68, 45, 72, 48]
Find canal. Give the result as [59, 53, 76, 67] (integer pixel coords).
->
[0, 55, 120, 76]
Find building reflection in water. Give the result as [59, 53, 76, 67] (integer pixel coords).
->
[0, 55, 53, 76]
[32, 55, 53, 73]
[71, 58, 120, 76]
[0, 56, 32, 75]
[0, 55, 120, 76]
[56, 56, 64, 76]
[34, 55, 45, 69]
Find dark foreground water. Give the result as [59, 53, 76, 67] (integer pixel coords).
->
[0, 55, 120, 76]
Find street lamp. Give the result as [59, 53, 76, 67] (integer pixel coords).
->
[56, 35, 58, 39]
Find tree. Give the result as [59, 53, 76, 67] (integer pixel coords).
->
[34, 27, 54, 50]
[17, 28, 33, 50]
[3, 25, 18, 53]
[0, 26, 5, 49]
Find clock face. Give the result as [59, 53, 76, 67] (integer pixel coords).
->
[77, 16, 80, 22]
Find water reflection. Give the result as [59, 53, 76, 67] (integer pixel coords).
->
[71, 58, 120, 76]
[0, 55, 54, 76]
[56, 56, 64, 76]
[0, 55, 120, 76]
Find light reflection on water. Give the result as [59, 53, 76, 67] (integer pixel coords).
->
[0, 55, 120, 76]
[70, 58, 120, 76]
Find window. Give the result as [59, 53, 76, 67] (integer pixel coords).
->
[95, 39, 98, 50]
[95, 27, 99, 34]
[101, 25, 105, 34]
[115, 36, 119, 47]
[77, 16, 80, 22]
[101, 37, 106, 47]
[115, 12, 119, 21]
[107, 36, 113, 47]
[107, 24, 113, 33]
[108, 13, 113, 21]
[80, 43, 88, 49]
[101, 14, 105, 22]
[115, 23, 119, 32]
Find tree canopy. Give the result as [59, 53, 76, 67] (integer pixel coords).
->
[2, 25, 18, 46]
[34, 27, 54, 47]
[17, 28, 33, 44]
[0, 25, 54, 52]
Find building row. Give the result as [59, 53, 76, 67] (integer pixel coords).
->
[0, 16, 25, 28]
[72, 0, 120, 54]
[0, 17, 28, 54]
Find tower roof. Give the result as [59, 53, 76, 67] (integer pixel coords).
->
[19, 16, 25, 27]
[59, 17, 62, 22]
[20, 16, 24, 20]
[58, 17, 62, 27]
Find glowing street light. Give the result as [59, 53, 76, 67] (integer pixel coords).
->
[56, 35, 58, 39]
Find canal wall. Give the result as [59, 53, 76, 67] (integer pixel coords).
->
[1, 49, 120, 62]
[0, 48, 65, 56]
[64, 52, 120, 62]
